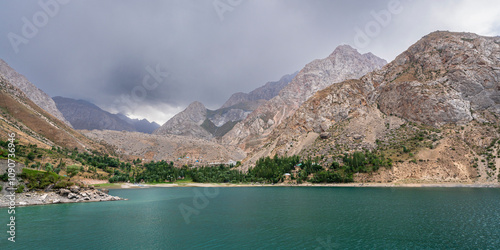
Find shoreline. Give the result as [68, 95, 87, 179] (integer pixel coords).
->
[115, 182, 500, 189]
[0, 187, 123, 208]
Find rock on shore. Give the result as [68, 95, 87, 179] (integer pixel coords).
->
[0, 186, 123, 207]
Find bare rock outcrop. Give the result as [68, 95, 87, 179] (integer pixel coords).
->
[369, 31, 500, 126]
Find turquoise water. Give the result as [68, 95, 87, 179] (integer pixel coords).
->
[1, 187, 500, 249]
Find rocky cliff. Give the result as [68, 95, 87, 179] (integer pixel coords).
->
[0, 59, 71, 127]
[222, 45, 387, 151]
[244, 31, 500, 184]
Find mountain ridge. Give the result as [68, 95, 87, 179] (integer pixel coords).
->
[0, 59, 71, 127]
[241, 31, 500, 184]
[154, 72, 297, 139]
[222, 44, 387, 152]
[53, 96, 159, 133]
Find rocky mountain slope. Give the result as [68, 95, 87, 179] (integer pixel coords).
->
[154, 101, 212, 139]
[244, 31, 500, 184]
[222, 45, 387, 152]
[53, 96, 159, 133]
[0, 76, 103, 151]
[0, 59, 71, 127]
[154, 73, 296, 139]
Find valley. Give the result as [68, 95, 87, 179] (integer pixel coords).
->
[1, 31, 500, 203]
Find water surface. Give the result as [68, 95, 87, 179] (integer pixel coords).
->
[1, 187, 499, 249]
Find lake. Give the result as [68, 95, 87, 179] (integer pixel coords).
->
[1, 187, 500, 249]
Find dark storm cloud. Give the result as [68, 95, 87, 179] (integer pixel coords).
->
[0, 0, 499, 123]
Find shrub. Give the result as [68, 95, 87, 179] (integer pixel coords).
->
[15, 185, 24, 193]
[27, 152, 35, 161]
[54, 181, 73, 189]
[66, 165, 80, 177]
[1, 173, 8, 182]
[21, 169, 64, 190]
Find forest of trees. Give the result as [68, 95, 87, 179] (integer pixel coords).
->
[131, 151, 392, 184]
[1, 138, 392, 187]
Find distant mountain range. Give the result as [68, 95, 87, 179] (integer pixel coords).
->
[53, 96, 160, 134]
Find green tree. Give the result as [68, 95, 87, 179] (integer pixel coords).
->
[66, 165, 80, 178]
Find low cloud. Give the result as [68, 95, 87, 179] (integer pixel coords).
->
[0, 0, 498, 124]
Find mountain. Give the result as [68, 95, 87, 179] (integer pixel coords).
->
[115, 114, 160, 134]
[222, 45, 387, 152]
[53, 96, 159, 133]
[0, 75, 102, 151]
[153, 101, 211, 138]
[221, 72, 297, 108]
[244, 31, 500, 184]
[53, 96, 135, 132]
[0, 59, 71, 127]
[153, 73, 297, 139]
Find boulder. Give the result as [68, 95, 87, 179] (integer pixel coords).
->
[40, 194, 48, 201]
[59, 189, 71, 196]
[69, 185, 80, 193]
[353, 134, 364, 140]
[44, 184, 54, 192]
[53, 200, 60, 204]
[67, 193, 78, 199]
[320, 132, 330, 139]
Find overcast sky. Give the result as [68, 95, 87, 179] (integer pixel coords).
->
[0, 0, 499, 124]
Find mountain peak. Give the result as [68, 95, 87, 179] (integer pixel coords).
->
[187, 101, 206, 111]
[328, 45, 387, 66]
[331, 44, 358, 54]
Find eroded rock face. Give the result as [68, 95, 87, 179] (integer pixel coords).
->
[370, 31, 500, 126]
[223, 45, 387, 151]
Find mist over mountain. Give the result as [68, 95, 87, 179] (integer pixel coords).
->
[53, 96, 159, 133]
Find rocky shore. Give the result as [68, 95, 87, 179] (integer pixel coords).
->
[0, 185, 123, 207]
